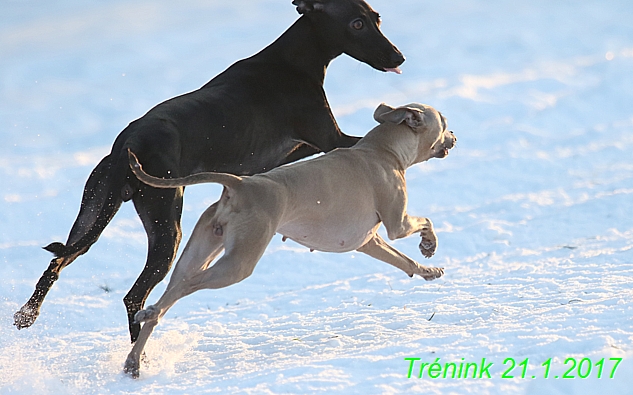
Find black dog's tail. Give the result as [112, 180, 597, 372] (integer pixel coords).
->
[43, 148, 131, 259]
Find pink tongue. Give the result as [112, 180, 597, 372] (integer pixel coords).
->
[385, 67, 402, 74]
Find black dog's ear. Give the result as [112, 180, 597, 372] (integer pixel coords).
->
[292, 0, 324, 15]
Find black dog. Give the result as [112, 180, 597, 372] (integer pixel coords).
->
[14, 0, 404, 343]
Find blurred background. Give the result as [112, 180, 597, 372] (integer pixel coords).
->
[1, 1, 632, 394]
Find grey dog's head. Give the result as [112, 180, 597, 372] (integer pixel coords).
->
[373, 103, 456, 163]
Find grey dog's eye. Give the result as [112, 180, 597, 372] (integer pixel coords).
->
[351, 19, 364, 30]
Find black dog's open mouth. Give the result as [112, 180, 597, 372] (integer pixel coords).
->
[384, 67, 402, 74]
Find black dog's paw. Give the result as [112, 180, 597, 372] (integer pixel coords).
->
[13, 305, 39, 329]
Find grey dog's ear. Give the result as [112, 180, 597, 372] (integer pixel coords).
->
[373, 103, 395, 123]
[292, 0, 325, 14]
[374, 103, 424, 128]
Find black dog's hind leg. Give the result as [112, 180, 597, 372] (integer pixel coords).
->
[14, 155, 122, 329]
[124, 183, 184, 343]
[13, 253, 84, 329]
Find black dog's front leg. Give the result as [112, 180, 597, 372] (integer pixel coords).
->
[335, 134, 362, 148]
[282, 133, 361, 165]
[281, 144, 320, 165]
[287, 125, 362, 160]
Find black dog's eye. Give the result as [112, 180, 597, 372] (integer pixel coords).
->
[351, 19, 364, 30]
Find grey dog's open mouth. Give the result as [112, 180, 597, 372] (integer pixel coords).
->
[433, 146, 451, 159]
[435, 133, 456, 158]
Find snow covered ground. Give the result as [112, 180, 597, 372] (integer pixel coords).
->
[1, 0, 633, 393]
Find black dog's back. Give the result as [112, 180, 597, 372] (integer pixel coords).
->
[15, 0, 405, 343]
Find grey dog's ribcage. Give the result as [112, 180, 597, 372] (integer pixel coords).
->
[278, 215, 380, 253]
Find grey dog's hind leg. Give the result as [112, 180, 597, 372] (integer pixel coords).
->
[124, 212, 275, 377]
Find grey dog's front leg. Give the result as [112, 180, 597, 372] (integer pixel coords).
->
[357, 234, 443, 280]
[416, 218, 437, 258]
[382, 213, 438, 258]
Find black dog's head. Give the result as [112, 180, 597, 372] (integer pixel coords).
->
[293, 0, 405, 73]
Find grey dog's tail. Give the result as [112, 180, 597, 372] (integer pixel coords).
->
[127, 149, 243, 190]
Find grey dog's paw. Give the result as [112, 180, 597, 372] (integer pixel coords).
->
[419, 221, 437, 258]
[123, 356, 140, 379]
[409, 265, 444, 281]
[419, 234, 437, 258]
[420, 266, 444, 281]
[134, 305, 159, 324]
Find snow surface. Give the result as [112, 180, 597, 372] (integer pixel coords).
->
[1, 0, 633, 393]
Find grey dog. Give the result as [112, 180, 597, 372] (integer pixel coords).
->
[123, 102, 456, 377]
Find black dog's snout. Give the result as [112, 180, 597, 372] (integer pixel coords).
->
[391, 49, 405, 66]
